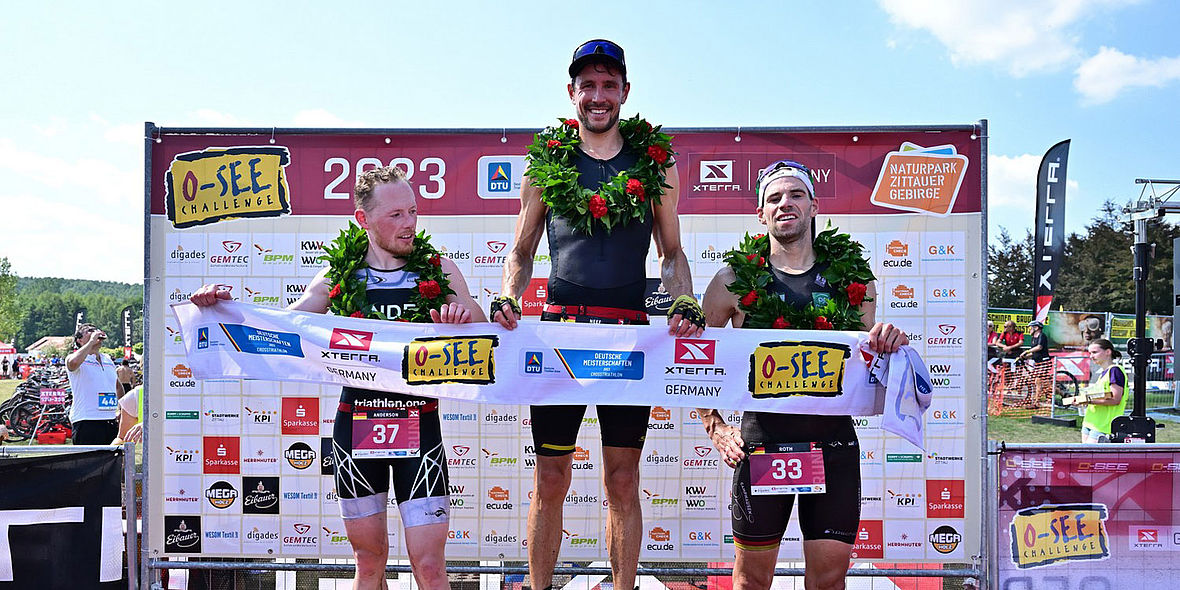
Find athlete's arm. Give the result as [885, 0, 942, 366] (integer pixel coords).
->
[286, 268, 332, 314]
[862, 281, 907, 353]
[430, 258, 487, 324]
[697, 265, 745, 466]
[65, 331, 104, 372]
[497, 173, 546, 330]
[651, 163, 702, 338]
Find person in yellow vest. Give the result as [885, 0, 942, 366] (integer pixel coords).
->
[1076, 338, 1127, 443]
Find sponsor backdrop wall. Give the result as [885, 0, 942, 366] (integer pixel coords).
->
[146, 126, 983, 562]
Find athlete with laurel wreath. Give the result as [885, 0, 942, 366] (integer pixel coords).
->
[697, 160, 907, 590]
[490, 39, 705, 590]
[190, 166, 484, 590]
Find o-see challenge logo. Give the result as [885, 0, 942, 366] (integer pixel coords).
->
[1010, 503, 1110, 569]
[403, 335, 498, 385]
[164, 146, 292, 229]
[748, 341, 849, 398]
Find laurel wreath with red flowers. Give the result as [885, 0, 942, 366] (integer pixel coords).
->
[526, 114, 674, 234]
[725, 226, 876, 330]
[322, 222, 453, 322]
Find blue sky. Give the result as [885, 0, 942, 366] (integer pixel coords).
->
[1, 0, 1177, 283]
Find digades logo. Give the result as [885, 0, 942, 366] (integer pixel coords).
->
[1009, 503, 1110, 569]
[164, 146, 292, 229]
[403, 335, 499, 385]
[748, 341, 849, 398]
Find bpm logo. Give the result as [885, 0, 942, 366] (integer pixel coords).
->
[675, 339, 716, 364]
[330, 328, 373, 351]
[699, 160, 733, 183]
[488, 162, 511, 192]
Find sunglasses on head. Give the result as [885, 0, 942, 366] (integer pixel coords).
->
[756, 159, 814, 187]
[572, 39, 624, 63]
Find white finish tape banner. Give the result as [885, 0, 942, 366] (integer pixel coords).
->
[173, 301, 920, 419]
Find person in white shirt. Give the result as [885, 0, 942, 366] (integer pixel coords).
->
[66, 324, 120, 445]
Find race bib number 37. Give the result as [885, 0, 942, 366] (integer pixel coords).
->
[352, 408, 421, 458]
[748, 442, 826, 495]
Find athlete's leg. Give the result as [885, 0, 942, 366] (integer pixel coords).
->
[801, 539, 852, 590]
[341, 512, 390, 590]
[602, 446, 642, 590]
[732, 545, 781, 590]
[403, 522, 450, 590]
[528, 453, 573, 589]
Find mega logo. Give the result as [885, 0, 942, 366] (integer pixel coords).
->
[164, 517, 202, 553]
[205, 481, 238, 509]
[674, 339, 716, 364]
[851, 520, 883, 558]
[926, 479, 966, 518]
[281, 398, 320, 435]
[1010, 503, 1110, 569]
[284, 442, 316, 470]
[243, 478, 280, 514]
[330, 328, 373, 351]
[164, 146, 291, 229]
[486, 486, 513, 510]
[748, 341, 849, 398]
[403, 335, 498, 385]
[202, 437, 240, 474]
[929, 525, 962, 554]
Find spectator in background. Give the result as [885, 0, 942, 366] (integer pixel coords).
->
[999, 320, 1023, 358]
[66, 324, 120, 445]
[1020, 321, 1051, 364]
[987, 320, 1000, 359]
[1, 357, 8, 378]
[10, 356, 17, 379]
[116, 359, 134, 397]
[1072, 338, 1126, 443]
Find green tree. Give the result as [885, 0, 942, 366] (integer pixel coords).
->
[987, 228, 1033, 309]
[0, 257, 20, 342]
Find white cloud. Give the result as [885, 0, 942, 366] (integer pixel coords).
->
[292, 109, 366, 128]
[1075, 46, 1180, 104]
[988, 153, 1081, 241]
[879, 0, 1137, 76]
[188, 108, 251, 127]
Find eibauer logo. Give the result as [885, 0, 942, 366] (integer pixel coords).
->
[869, 142, 968, 216]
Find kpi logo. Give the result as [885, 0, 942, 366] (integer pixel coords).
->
[330, 328, 373, 351]
[675, 339, 716, 364]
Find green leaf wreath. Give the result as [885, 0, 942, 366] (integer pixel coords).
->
[525, 114, 675, 234]
[322, 222, 454, 322]
[725, 225, 876, 330]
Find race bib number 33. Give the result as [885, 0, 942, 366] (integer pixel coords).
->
[748, 442, 826, 495]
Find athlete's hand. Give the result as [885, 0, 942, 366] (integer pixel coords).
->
[123, 422, 143, 443]
[490, 296, 521, 330]
[430, 302, 472, 324]
[190, 283, 234, 307]
[709, 423, 746, 467]
[866, 322, 908, 354]
[667, 313, 705, 338]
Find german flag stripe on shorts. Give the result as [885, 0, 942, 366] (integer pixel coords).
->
[733, 536, 780, 552]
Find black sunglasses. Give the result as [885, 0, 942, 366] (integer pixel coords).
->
[572, 39, 624, 63]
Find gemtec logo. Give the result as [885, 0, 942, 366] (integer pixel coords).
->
[683, 446, 720, 469]
[675, 339, 716, 364]
[475, 240, 508, 265]
[926, 479, 966, 518]
[209, 240, 248, 265]
[448, 445, 476, 468]
[281, 398, 319, 435]
[202, 437, 240, 474]
[928, 323, 964, 346]
[330, 328, 372, 351]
